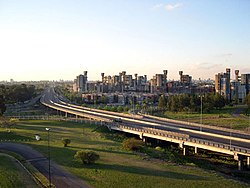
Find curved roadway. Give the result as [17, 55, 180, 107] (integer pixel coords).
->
[0, 143, 91, 188]
[41, 87, 250, 151]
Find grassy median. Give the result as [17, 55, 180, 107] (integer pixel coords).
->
[0, 154, 38, 188]
[161, 106, 250, 131]
[0, 120, 249, 188]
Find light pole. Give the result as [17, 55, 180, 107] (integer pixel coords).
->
[199, 95, 203, 131]
[248, 111, 250, 134]
[230, 124, 232, 150]
[45, 127, 51, 187]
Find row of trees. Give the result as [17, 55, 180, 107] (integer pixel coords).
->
[246, 93, 250, 110]
[0, 95, 6, 115]
[0, 84, 37, 104]
[0, 84, 39, 115]
[158, 93, 226, 113]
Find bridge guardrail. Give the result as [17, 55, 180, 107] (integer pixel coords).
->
[7, 114, 250, 156]
[40, 101, 250, 157]
[111, 123, 250, 156]
[140, 113, 250, 136]
[67, 103, 143, 119]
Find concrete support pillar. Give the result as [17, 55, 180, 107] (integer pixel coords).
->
[234, 154, 244, 171]
[157, 139, 161, 144]
[65, 112, 68, 118]
[183, 146, 188, 156]
[179, 142, 184, 149]
[238, 159, 243, 171]
[194, 147, 198, 154]
[142, 137, 147, 143]
[139, 133, 143, 140]
[247, 157, 250, 169]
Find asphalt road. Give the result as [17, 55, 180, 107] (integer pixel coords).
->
[41, 87, 250, 151]
[0, 143, 91, 188]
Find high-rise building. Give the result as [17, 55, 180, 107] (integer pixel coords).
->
[179, 71, 192, 85]
[241, 73, 250, 95]
[215, 68, 231, 100]
[73, 71, 88, 92]
[150, 70, 168, 93]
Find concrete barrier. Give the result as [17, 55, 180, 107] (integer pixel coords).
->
[140, 113, 250, 136]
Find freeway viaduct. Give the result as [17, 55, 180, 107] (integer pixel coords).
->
[40, 87, 250, 170]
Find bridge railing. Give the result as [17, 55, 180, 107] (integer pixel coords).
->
[111, 123, 250, 155]
[140, 113, 250, 136]
[7, 115, 250, 156]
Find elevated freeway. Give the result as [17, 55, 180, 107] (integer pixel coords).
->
[40, 87, 250, 170]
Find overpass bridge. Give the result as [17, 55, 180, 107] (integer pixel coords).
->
[40, 87, 250, 170]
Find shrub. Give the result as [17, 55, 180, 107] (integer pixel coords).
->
[155, 146, 163, 151]
[117, 106, 124, 113]
[122, 138, 144, 151]
[124, 106, 130, 112]
[62, 138, 71, 147]
[111, 106, 117, 112]
[74, 150, 100, 164]
[104, 105, 111, 111]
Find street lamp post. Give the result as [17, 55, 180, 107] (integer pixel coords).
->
[230, 126, 232, 150]
[200, 95, 203, 131]
[45, 128, 51, 187]
[248, 111, 250, 133]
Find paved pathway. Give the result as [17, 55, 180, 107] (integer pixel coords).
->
[0, 143, 91, 188]
[232, 107, 248, 119]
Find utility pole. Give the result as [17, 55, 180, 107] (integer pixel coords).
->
[45, 128, 51, 187]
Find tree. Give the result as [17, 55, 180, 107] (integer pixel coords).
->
[213, 93, 226, 109]
[111, 106, 117, 112]
[142, 99, 149, 112]
[117, 106, 124, 113]
[158, 95, 167, 110]
[245, 93, 250, 109]
[124, 106, 130, 112]
[122, 138, 144, 151]
[0, 118, 18, 132]
[104, 105, 111, 111]
[0, 95, 6, 116]
[100, 95, 108, 104]
[74, 150, 100, 164]
[136, 104, 141, 110]
[62, 138, 71, 147]
[167, 96, 179, 112]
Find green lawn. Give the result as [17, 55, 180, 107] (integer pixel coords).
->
[162, 106, 250, 130]
[0, 120, 248, 188]
[0, 155, 38, 188]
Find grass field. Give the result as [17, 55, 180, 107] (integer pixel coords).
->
[161, 106, 250, 130]
[0, 120, 249, 188]
[0, 154, 38, 188]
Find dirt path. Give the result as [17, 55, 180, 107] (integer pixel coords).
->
[0, 143, 91, 188]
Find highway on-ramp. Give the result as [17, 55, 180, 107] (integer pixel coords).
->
[0, 143, 91, 188]
[40, 87, 250, 169]
[41, 87, 250, 151]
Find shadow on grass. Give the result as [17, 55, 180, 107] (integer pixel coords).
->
[27, 144, 207, 180]
[19, 120, 93, 129]
[0, 131, 31, 141]
[82, 163, 208, 180]
[77, 139, 120, 147]
[10, 144, 209, 184]
[70, 145, 135, 156]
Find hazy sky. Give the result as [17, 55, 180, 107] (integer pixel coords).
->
[0, 0, 250, 81]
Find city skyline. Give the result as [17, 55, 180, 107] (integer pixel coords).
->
[0, 1, 250, 81]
